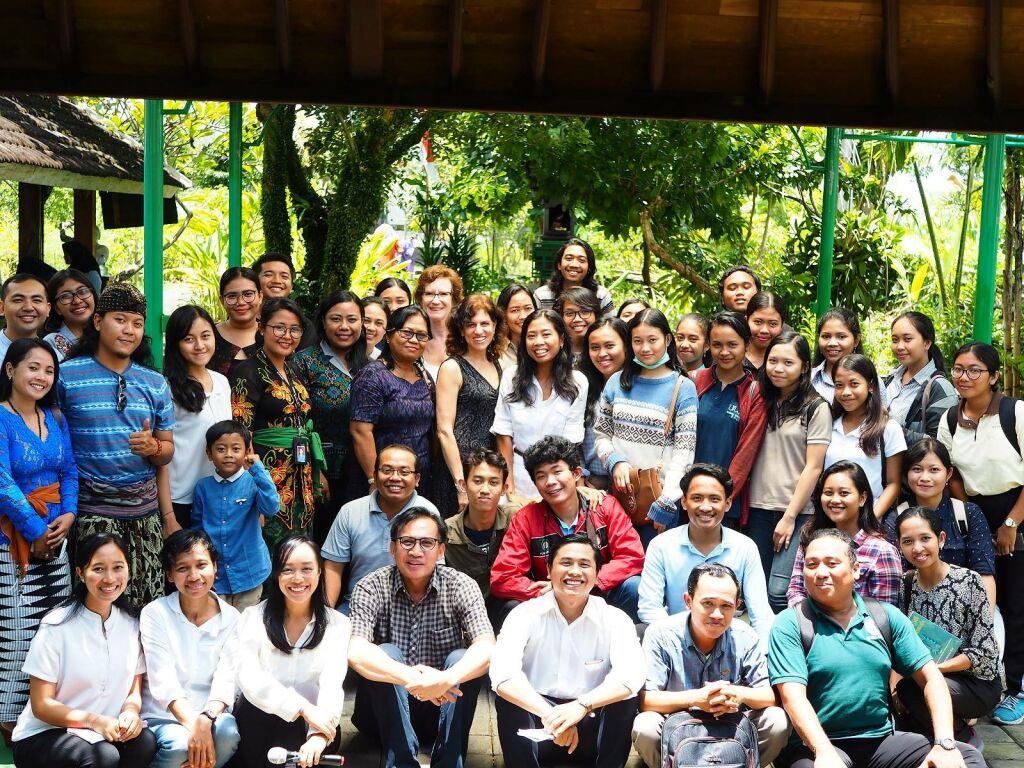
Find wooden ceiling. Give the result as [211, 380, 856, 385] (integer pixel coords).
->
[1, 0, 1022, 132]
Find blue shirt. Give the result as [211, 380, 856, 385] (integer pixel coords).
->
[643, 611, 769, 694]
[58, 357, 175, 485]
[321, 491, 439, 607]
[695, 379, 742, 519]
[191, 463, 279, 594]
[638, 524, 772, 649]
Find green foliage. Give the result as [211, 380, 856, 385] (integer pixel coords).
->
[349, 225, 412, 297]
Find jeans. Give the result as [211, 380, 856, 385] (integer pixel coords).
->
[149, 716, 241, 768]
[13, 727, 157, 768]
[351, 644, 483, 768]
[495, 695, 637, 768]
[604, 575, 641, 623]
[747, 509, 810, 613]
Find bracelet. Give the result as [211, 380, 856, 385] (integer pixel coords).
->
[153, 439, 164, 459]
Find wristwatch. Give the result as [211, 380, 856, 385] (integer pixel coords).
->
[200, 708, 219, 723]
[1005, 518, 1019, 529]
[934, 737, 957, 751]
[576, 695, 594, 715]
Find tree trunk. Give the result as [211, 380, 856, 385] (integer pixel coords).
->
[639, 208, 717, 300]
[256, 103, 292, 257]
[1003, 149, 1024, 398]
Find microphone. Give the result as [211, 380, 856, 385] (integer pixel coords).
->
[266, 748, 345, 766]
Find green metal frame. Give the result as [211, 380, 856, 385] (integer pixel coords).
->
[814, 128, 1007, 342]
[143, 99, 165, 367]
[228, 102, 243, 268]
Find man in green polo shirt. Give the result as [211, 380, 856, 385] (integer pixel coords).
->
[768, 528, 983, 768]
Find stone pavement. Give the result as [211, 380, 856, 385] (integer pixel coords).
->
[336, 683, 1024, 768]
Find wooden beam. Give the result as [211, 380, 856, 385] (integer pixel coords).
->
[18, 183, 45, 266]
[178, 0, 198, 73]
[54, 0, 76, 73]
[986, 0, 1001, 112]
[349, 0, 383, 80]
[758, 0, 777, 104]
[882, 0, 900, 106]
[275, 0, 291, 76]
[650, 0, 667, 93]
[532, 0, 551, 87]
[449, 0, 465, 82]
[73, 189, 97, 252]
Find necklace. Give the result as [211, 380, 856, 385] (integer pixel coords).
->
[8, 398, 42, 438]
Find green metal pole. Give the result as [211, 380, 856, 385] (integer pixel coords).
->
[973, 133, 1006, 343]
[143, 99, 165, 368]
[816, 127, 842, 317]
[228, 102, 243, 268]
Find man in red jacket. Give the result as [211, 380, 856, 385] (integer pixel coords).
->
[490, 436, 645, 622]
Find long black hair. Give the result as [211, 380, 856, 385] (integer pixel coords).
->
[45, 268, 97, 334]
[620, 308, 682, 391]
[546, 237, 600, 295]
[509, 309, 578, 407]
[313, 290, 369, 375]
[813, 307, 864, 368]
[578, 317, 629, 419]
[758, 331, 821, 430]
[0, 338, 60, 411]
[831, 353, 886, 457]
[803, 460, 883, 546]
[163, 304, 218, 414]
[891, 311, 945, 372]
[263, 535, 330, 653]
[58, 533, 139, 622]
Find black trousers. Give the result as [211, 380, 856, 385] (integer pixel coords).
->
[779, 732, 985, 768]
[896, 672, 1002, 740]
[13, 727, 157, 768]
[971, 487, 1024, 694]
[234, 696, 339, 768]
[495, 695, 637, 768]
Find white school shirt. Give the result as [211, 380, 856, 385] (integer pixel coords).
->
[235, 602, 351, 723]
[13, 605, 146, 742]
[490, 366, 589, 499]
[490, 592, 645, 701]
[168, 371, 232, 504]
[140, 593, 240, 721]
[824, 416, 906, 503]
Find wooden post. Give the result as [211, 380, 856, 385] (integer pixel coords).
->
[73, 189, 97, 251]
[18, 183, 45, 265]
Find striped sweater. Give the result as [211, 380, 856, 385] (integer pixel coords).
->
[594, 371, 698, 521]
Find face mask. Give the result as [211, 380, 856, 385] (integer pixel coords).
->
[634, 352, 670, 370]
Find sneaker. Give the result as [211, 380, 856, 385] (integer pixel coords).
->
[992, 693, 1024, 725]
[966, 726, 985, 752]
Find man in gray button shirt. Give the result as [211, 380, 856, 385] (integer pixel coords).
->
[632, 563, 790, 767]
[322, 444, 438, 611]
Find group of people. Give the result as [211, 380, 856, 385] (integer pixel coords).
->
[0, 236, 1019, 768]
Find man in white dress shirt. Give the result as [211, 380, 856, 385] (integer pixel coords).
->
[490, 533, 645, 768]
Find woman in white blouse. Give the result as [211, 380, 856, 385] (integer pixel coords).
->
[491, 310, 589, 505]
[235, 535, 351, 768]
[141, 530, 240, 768]
[11, 533, 156, 768]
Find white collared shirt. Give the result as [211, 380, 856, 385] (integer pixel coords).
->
[235, 602, 351, 723]
[490, 592, 644, 701]
[215, 468, 247, 484]
[140, 593, 241, 721]
[320, 340, 352, 378]
[13, 605, 146, 742]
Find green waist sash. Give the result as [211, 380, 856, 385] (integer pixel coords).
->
[252, 422, 326, 491]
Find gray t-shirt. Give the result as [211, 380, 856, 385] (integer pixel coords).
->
[748, 400, 832, 513]
[321, 490, 439, 606]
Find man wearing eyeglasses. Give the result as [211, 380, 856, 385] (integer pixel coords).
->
[0, 273, 50, 362]
[347, 506, 495, 768]
[322, 444, 439, 613]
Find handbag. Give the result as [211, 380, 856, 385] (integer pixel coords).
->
[613, 375, 685, 525]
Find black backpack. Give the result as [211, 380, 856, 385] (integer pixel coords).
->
[660, 710, 759, 768]
[795, 596, 893, 659]
[944, 396, 1022, 459]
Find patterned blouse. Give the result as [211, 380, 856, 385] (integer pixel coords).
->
[230, 350, 313, 547]
[903, 564, 1000, 681]
[0, 408, 78, 546]
[787, 529, 903, 607]
[292, 342, 356, 481]
[349, 360, 435, 480]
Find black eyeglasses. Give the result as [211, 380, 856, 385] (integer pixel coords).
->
[396, 536, 440, 551]
[55, 286, 93, 306]
[115, 374, 127, 412]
